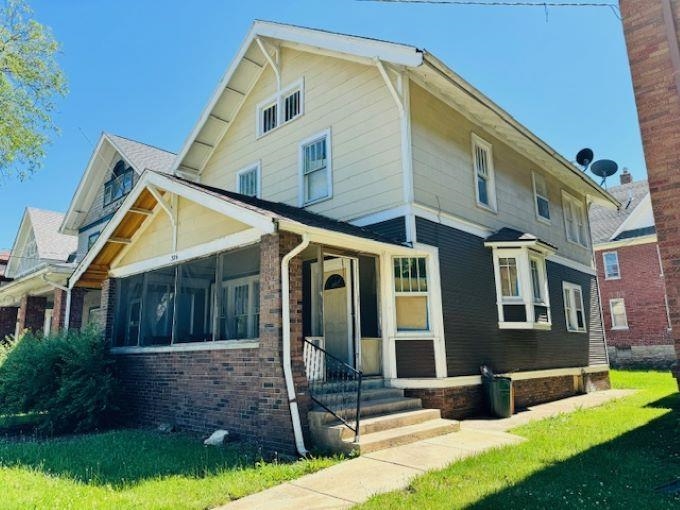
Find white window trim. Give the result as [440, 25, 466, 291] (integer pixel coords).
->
[491, 247, 552, 330]
[532, 171, 551, 224]
[562, 191, 589, 248]
[609, 298, 629, 330]
[392, 256, 432, 336]
[602, 251, 621, 280]
[235, 161, 262, 198]
[471, 133, 497, 213]
[298, 128, 333, 207]
[563, 281, 587, 333]
[255, 78, 305, 138]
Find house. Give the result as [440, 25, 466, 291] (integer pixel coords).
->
[589, 171, 675, 368]
[0, 208, 77, 337]
[69, 21, 618, 455]
[621, 0, 680, 386]
[0, 251, 14, 338]
[58, 132, 175, 330]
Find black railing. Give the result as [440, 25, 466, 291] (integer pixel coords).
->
[303, 338, 363, 443]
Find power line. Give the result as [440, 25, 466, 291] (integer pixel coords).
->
[355, 0, 621, 20]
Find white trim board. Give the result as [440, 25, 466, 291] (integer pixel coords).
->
[111, 340, 259, 355]
[386, 364, 609, 389]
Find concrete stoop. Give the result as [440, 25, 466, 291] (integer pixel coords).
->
[309, 381, 460, 454]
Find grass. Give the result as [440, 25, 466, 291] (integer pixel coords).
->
[0, 430, 337, 509]
[357, 370, 680, 509]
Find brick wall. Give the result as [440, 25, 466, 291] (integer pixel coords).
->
[0, 307, 18, 338]
[106, 232, 310, 455]
[16, 295, 46, 333]
[620, 0, 680, 385]
[406, 372, 610, 419]
[595, 242, 672, 351]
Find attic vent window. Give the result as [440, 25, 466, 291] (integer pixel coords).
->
[104, 160, 134, 206]
[256, 79, 304, 137]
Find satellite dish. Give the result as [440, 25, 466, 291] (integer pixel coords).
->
[576, 148, 594, 170]
[590, 159, 619, 187]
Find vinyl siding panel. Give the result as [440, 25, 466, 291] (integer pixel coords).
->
[410, 83, 593, 267]
[201, 47, 403, 221]
[396, 339, 437, 378]
[364, 216, 407, 244]
[416, 217, 606, 376]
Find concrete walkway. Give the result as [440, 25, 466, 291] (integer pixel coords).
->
[218, 389, 634, 510]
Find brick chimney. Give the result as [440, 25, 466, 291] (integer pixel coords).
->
[620, 168, 632, 185]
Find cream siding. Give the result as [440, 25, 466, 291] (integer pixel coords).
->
[410, 83, 593, 266]
[201, 47, 404, 221]
[116, 198, 250, 268]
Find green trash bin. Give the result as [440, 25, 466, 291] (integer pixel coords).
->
[490, 376, 514, 418]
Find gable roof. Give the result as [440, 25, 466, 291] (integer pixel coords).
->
[61, 133, 175, 234]
[173, 20, 617, 208]
[589, 180, 651, 244]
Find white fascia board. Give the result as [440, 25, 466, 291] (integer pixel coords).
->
[253, 21, 423, 67]
[60, 134, 109, 235]
[0, 265, 72, 305]
[5, 209, 31, 278]
[594, 234, 658, 252]
[278, 219, 414, 256]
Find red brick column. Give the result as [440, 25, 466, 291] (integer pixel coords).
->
[68, 288, 86, 332]
[16, 295, 47, 334]
[258, 232, 311, 454]
[52, 287, 88, 333]
[0, 307, 18, 339]
[52, 288, 67, 333]
[100, 279, 117, 342]
[621, 0, 680, 385]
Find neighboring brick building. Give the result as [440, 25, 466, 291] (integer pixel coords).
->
[621, 0, 680, 385]
[589, 174, 674, 367]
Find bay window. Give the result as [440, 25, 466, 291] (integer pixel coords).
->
[113, 244, 260, 348]
[486, 241, 552, 329]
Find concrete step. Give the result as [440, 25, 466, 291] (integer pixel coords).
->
[329, 408, 444, 440]
[311, 387, 404, 405]
[313, 378, 385, 393]
[309, 396, 423, 427]
[350, 418, 460, 454]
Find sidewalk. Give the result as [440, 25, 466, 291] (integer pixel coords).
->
[218, 389, 634, 510]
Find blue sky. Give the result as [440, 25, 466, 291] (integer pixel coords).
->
[0, 0, 643, 249]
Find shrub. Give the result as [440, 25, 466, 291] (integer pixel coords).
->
[0, 328, 118, 434]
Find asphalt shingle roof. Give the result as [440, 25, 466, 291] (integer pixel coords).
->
[171, 176, 407, 246]
[107, 134, 176, 175]
[588, 179, 650, 244]
[484, 227, 557, 250]
[26, 208, 77, 262]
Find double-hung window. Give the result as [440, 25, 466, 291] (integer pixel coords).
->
[563, 192, 588, 246]
[532, 172, 550, 222]
[393, 257, 430, 331]
[563, 282, 586, 333]
[236, 162, 261, 197]
[610, 298, 628, 330]
[472, 134, 497, 212]
[300, 129, 332, 205]
[603, 251, 620, 279]
[256, 79, 304, 137]
[486, 240, 552, 329]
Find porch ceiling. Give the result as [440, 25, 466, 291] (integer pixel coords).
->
[75, 188, 158, 289]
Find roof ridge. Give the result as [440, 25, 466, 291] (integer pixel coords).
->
[106, 132, 176, 156]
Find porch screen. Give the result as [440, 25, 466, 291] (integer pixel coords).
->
[112, 244, 260, 347]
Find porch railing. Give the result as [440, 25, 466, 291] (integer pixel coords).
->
[303, 338, 363, 443]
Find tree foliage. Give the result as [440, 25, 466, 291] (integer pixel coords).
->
[0, 0, 67, 180]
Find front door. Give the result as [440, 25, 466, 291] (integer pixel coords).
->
[323, 257, 354, 366]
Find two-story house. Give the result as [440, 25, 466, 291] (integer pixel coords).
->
[59, 132, 175, 329]
[69, 22, 618, 455]
[590, 171, 675, 368]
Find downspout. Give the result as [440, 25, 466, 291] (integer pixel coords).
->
[41, 276, 71, 331]
[281, 233, 310, 457]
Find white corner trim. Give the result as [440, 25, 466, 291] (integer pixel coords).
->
[386, 364, 609, 389]
[111, 340, 260, 355]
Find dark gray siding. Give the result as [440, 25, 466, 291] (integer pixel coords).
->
[363, 217, 407, 244]
[415, 217, 607, 377]
[396, 339, 436, 377]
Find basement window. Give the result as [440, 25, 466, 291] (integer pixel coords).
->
[488, 246, 552, 330]
[256, 79, 304, 137]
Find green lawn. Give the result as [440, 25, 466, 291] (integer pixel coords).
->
[0, 429, 337, 509]
[357, 370, 680, 509]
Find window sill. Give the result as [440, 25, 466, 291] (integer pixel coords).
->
[475, 202, 498, 215]
[611, 326, 629, 331]
[111, 339, 259, 355]
[536, 215, 551, 226]
[256, 113, 303, 140]
[604, 276, 621, 281]
[301, 195, 332, 208]
[394, 332, 434, 340]
[566, 238, 589, 249]
[566, 328, 588, 334]
[498, 321, 552, 331]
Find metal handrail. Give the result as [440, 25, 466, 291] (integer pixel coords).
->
[303, 338, 363, 443]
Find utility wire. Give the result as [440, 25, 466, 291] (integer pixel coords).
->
[355, 0, 621, 20]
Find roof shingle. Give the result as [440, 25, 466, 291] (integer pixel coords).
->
[589, 180, 650, 244]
